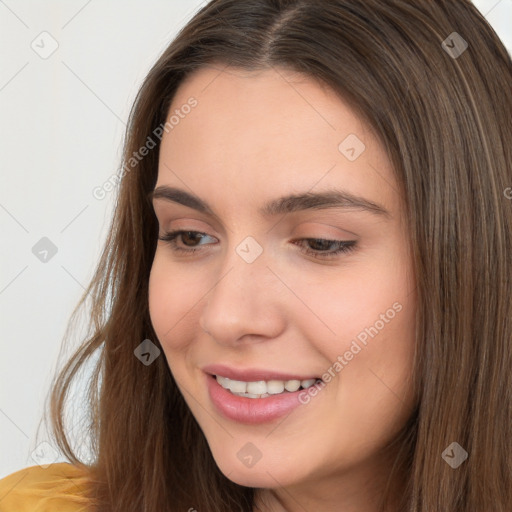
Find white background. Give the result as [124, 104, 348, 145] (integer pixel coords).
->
[1, 0, 511, 479]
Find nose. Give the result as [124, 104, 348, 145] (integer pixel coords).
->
[199, 251, 285, 346]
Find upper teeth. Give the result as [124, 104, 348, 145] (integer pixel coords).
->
[215, 375, 319, 396]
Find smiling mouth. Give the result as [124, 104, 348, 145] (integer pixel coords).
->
[213, 374, 323, 398]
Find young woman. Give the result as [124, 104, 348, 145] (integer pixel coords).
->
[1, 1, 511, 511]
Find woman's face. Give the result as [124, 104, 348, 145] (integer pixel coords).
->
[149, 65, 417, 507]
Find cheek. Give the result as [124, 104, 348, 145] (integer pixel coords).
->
[148, 253, 200, 352]
[285, 259, 413, 349]
[327, 260, 417, 432]
[299, 245, 416, 396]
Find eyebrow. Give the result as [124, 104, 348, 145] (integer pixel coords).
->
[149, 185, 391, 219]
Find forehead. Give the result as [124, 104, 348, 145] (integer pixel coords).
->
[157, 65, 400, 221]
[169, 65, 367, 146]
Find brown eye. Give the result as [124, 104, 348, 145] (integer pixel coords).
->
[292, 238, 357, 260]
[158, 230, 216, 253]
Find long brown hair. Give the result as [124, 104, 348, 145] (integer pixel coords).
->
[41, 1, 512, 510]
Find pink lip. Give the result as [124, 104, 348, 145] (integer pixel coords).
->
[205, 373, 316, 424]
[201, 363, 320, 382]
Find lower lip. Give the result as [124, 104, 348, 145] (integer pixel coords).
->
[205, 373, 316, 424]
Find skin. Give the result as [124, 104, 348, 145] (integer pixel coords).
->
[148, 65, 417, 512]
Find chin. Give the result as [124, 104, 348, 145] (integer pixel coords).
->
[221, 467, 287, 489]
[212, 451, 302, 489]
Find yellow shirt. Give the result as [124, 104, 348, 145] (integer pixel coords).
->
[0, 462, 91, 512]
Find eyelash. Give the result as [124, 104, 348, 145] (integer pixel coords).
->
[157, 230, 357, 260]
